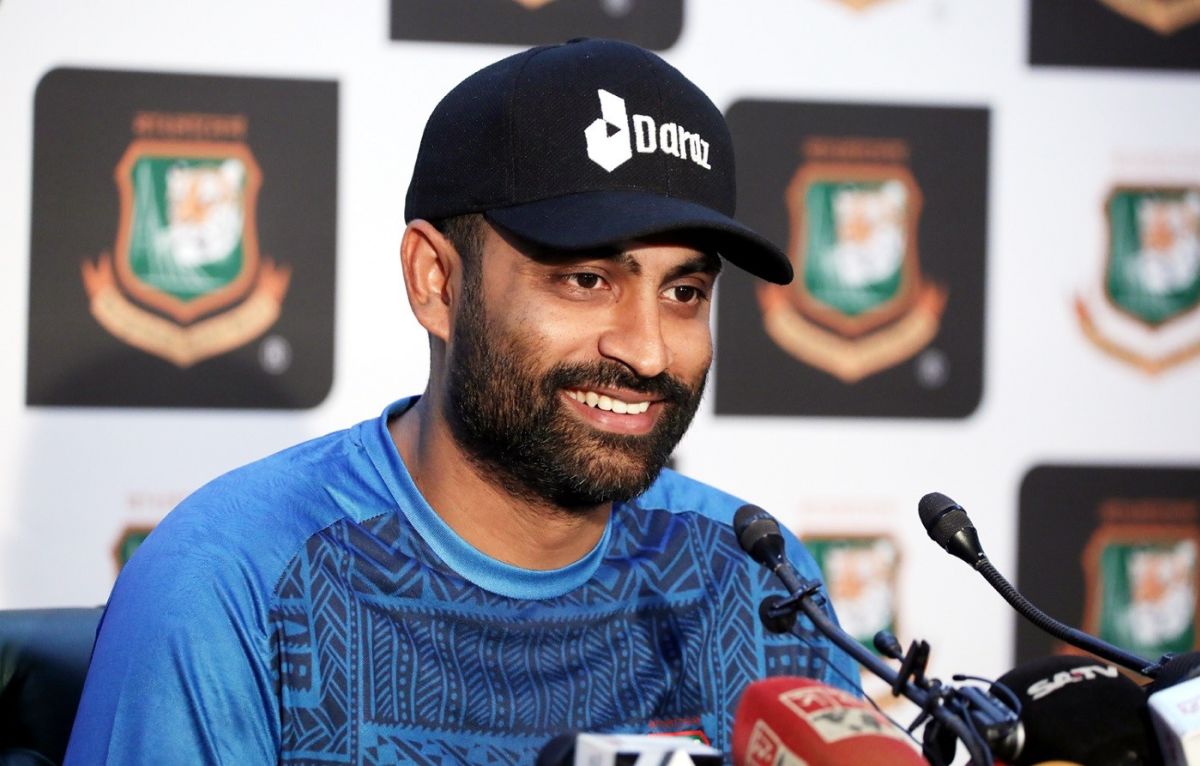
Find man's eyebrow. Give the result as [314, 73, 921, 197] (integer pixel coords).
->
[665, 251, 723, 281]
[612, 251, 642, 276]
[523, 244, 722, 280]
[607, 250, 722, 281]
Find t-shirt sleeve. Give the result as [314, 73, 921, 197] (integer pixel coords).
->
[64, 500, 280, 764]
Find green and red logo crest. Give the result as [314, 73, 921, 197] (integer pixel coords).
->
[1076, 184, 1200, 374]
[1083, 524, 1200, 657]
[804, 534, 900, 655]
[790, 166, 921, 338]
[758, 141, 946, 383]
[83, 124, 291, 368]
[115, 140, 262, 323]
[1104, 187, 1200, 327]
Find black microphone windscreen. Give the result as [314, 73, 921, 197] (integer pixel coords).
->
[917, 492, 978, 554]
[732, 505, 783, 564]
[926, 508, 972, 551]
[733, 504, 770, 537]
[918, 491, 960, 528]
[994, 655, 1153, 766]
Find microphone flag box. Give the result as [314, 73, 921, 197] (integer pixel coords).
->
[574, 733, 723, 766]
[1150, 678, 1200, 766]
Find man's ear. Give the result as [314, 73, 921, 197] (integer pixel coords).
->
[400, 219, 459, 343]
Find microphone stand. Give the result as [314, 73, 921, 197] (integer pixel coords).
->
[735, 505, 1016, 766]
[760, 579, 995, 766]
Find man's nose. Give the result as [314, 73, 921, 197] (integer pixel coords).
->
[597, 293, 672, 378]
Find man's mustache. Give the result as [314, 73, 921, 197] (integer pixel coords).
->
[543, 362, 696, 405]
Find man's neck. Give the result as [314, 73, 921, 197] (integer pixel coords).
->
[389, 395, 611, 571]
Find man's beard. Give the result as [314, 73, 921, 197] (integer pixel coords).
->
[444, 282, 707, 512]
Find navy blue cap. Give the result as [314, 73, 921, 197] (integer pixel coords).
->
[404, 38, 792, 284]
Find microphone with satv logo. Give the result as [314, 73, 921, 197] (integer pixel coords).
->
[991, 655, 1156, 765]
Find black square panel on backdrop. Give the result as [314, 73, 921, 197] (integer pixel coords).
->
[390, 0, 683, 50]
[1016, 465, 1200, 665]
[27, 68, 337, 409]
[717, 100, 988, 418]
[1030, 0, 1200, 71]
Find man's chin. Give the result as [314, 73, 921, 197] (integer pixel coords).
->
[550, 450, 668, 507]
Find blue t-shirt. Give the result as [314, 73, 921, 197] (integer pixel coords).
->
[66, 399, 857, 764]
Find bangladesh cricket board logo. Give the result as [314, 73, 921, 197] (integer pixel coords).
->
[1082, 524, 1200, 658]
[758, 162, 946, 382]
[82, 139, 290, 367]
[805, 532, 906, 708]
[805, 534, 899, 655]
[1075, 186, 1200, 374]
[1095, 0, 1200, 34]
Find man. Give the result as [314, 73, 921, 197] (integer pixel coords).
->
[66, 38, 856, 764]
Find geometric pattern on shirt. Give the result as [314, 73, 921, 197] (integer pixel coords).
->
[269, 503, 833, 764]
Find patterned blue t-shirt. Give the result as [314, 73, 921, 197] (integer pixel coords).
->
[66, 399, 857, 764]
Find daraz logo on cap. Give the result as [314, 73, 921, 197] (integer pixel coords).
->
[584, 89, 712, 173]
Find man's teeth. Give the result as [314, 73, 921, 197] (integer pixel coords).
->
[566, 389, 651, 414]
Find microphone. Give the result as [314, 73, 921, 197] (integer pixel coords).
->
[733, 504, 807, 594]
[733, 504, 1012, 766]
[992, 655, 1156, 765]
[918, 491, 1160, 676]
[1145, 656, 1200, 765]
[534, 732, 723, 765]
[731, 676, 927, 765]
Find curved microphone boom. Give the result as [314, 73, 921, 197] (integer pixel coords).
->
[918, 492, 1161, 677]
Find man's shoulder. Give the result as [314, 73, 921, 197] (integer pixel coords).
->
[619, 470, 750, 576]
[126, 417, 394, 605]
[192, 419, 377, 508]
[634, 468, 746, 525]
[635, 470, 805, 544]
[630, 469, 815, 576]
[170, 423, 367, 526]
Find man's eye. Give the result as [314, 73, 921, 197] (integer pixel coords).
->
[668, 285, 705, 303]
[569, 273, 603, 289]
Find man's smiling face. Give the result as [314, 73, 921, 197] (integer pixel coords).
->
[444, 220, 720, 511]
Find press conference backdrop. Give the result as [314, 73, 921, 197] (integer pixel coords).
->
[1, 0, 1199, 695]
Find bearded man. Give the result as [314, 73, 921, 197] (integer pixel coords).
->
[66, 38, 856, 764]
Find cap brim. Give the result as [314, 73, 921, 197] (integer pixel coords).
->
[484, 190, 793, 285]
